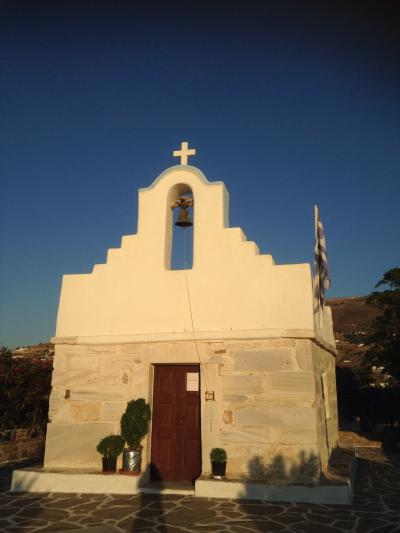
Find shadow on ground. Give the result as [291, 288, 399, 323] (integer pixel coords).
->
[1, 448, 400, 532]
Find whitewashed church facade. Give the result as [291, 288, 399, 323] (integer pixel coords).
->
[44, 143, 338, 490]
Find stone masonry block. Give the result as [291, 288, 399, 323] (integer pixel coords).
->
[221, 427, 280, 444]
[296, 341, 313, 371]
[52, 369, 120, 388]
[72, 389, 129, 401]
[270, 372, 315, 394]
[236, 406, 316, 428]
[122, 344, 145, 355]
[71, 402, 101, 422]
[232, 349, 294, 372]
[49, 403, 71, 423]
[67, 356, 100, 371]
[221, 375, 264, 394]
[280, 427, 318, 445]
[101, 402, 127, 422]
[56, 345, 85, 356]
[44, 423, 116, 468]
[52, 369, 129, 401]
[222, 394, 248, 402]
[226, 338, 295, 352]
[52, 352, 67, 372]
[86, 345, 119, 354]
[48, 397, 65, 411]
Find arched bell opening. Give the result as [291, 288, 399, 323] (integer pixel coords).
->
[166, 183, 194, 270]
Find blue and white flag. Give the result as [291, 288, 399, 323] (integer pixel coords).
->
[314, 206, 331, 306]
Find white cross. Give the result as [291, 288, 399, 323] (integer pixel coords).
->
[173, 141, 196, 165]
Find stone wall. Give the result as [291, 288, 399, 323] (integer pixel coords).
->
[45, 338, 338, 480]
[217, 338, 328, 481]
[311, 342, 339, 470]
[45, 343, 138, 468]
[0, 429, 44, 465]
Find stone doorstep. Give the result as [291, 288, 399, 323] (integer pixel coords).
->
[141, 481, 194, 496]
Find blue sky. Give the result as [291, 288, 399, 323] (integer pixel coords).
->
[1, 2, 399, 347]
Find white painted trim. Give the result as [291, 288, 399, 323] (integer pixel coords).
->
[51, 328, 315, 345]
[139, 165, 225, 192]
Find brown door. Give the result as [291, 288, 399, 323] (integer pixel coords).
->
[151, 364, 201, 482]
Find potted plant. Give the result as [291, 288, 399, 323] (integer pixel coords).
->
[210, 448, 227, 478]
[120, 398, 151, 475]
[96, 435, 125, 474]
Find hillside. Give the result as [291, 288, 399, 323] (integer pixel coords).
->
[327, 296, 379, 336]
[12, 343, 54, 358]
[327, 296, 379, 371]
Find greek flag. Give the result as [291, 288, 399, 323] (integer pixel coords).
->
[314, 206, 330, 306]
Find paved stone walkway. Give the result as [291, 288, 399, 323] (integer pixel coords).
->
[1, 448, 400, 532]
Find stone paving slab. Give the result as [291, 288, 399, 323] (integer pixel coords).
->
[1, 448, 400, 532]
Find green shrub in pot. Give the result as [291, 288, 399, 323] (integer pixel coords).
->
[120, 398, 151, 473]
[96, 435, 125, 473]
[210, 448, 227, 477]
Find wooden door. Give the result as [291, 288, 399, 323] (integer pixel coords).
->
[151, 364, 201, 482]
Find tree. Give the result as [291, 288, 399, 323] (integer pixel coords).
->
[364, 268, 400, 382]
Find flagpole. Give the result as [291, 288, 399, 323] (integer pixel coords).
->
[314, 205, 323, 328]
[314, 204, 319, 284]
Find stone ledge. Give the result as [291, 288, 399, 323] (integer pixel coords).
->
[11, 449, 355, 504]
[51, 330, 337, 355]
[10, 468, 196, 496]
[194, 476, 352, 504]
[51, 328, 317, 345]
[12, 468, 350, 503]
[194, 447, 356, 504]
[11, 468, 147, 494]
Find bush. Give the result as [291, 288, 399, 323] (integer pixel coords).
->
[210, 448, 227, 463]
[120, 398, 151, 450]
[96, 435, 125, 458]
[0, 347, 53, 433]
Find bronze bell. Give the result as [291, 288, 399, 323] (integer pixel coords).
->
[175, 207, 193, 228]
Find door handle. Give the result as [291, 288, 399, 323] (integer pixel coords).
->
[178, 419, 184, 426]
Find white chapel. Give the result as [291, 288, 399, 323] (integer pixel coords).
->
[41, 142, 339, 497]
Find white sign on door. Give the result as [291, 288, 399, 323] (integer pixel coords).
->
[186, 372, 199, 392]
